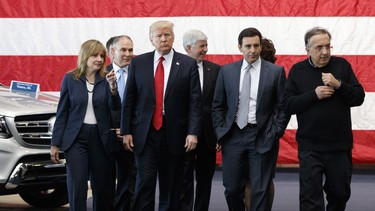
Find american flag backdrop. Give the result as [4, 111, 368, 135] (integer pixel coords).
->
[0, 0, 374, 164]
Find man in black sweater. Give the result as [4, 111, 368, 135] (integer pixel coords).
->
[282, 27, 365, 211]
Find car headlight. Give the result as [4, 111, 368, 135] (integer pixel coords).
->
[0, 116, 12, 138]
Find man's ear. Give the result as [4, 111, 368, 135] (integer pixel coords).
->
[238, 44, 243, 53]
[186, 45, 192, 53]
[305, 47, 311, 56]
[110, 47, 115, 57]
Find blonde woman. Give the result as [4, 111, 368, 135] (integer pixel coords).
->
[50, 39, 121, 211]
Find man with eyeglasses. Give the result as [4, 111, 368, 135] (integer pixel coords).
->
[282, 27, 365, 211]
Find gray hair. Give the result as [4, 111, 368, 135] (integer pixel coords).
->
[304, 27, 332, 47]
[182, 29, 208, 52]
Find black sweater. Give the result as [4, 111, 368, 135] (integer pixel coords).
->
[282, 56, 365, 151]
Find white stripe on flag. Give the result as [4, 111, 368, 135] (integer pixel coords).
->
[1, 16, 374, 56]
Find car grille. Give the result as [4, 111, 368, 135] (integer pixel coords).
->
[14, 114, 56, 146]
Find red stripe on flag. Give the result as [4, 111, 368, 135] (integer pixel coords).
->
[217, 130, 375, 165]
[0, 55, 374, 91]
[352, 130, 375, 164]
[0, 0, 374, 17]
[0, 56, 76, 91]
[277, 130, 375, 164]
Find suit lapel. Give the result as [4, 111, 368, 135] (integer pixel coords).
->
[227, 60, 242, 108]
[165, 51, 180, 99]
[257, 59, 269, 109]
[146, 52, 156, 99]
[234, 60, 242, 99]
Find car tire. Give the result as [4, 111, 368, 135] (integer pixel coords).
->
[19, 186, 69, 207]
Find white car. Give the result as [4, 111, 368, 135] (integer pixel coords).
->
[0, 84, 68, 207]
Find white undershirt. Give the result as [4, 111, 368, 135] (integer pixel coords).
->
[198, 62, 203, 92]
[83, 81, 97, 124]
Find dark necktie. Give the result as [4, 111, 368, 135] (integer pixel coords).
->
[152, 56, 165, 130]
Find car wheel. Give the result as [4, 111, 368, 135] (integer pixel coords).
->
[19, 186, 69, 207]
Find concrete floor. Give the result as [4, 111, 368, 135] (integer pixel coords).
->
[0, 168, 374, 210]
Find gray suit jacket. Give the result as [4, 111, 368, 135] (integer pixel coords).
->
[212, 59, 290, 153]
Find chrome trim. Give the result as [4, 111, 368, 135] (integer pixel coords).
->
[19, 133, 53, 139]
[14, 116, 55, 146]
[5, 159, 66, 189]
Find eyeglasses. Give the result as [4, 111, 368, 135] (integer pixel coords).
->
[312, 44, 332, 52]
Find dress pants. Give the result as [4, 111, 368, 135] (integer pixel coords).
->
[132, 125, 185, 211]
[113, 145, 136, 211]
[221, 125, 274, 211]
[64, 124, 114, 211]
[180, 140, 216, 211]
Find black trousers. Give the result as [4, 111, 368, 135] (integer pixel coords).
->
[179, 140, 216, 211]
[298, 150, 352, 211]
[113, 145, 136, 211]
[132, 125, 185, 211]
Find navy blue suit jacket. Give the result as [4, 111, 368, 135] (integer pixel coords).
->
[107, 63, 122, 128]
[51, 72, 121, 155]
[212, 59, 290, 153]
[121, 50, 202, 155]
[201, 60, 221, 149]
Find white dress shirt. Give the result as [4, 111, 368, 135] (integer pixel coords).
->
[238, 58, 261, 124]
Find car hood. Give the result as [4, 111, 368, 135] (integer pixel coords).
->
[0, 86, 58, 117]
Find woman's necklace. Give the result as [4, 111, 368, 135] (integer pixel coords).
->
[86, 79, 94, 93]
[86, 78, 94, 85]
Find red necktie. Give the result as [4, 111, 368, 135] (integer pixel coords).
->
[152, 56, 165, 130]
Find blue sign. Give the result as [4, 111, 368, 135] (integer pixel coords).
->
[10, 80, 40, 98]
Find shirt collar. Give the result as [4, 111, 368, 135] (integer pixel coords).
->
[241, 57, 261, 71]
[308, 57, 319, 68]
[197, 61, 203, 69]
[154, 49, 174, 64]
[308, 57, 330, 69]
[112, 63, 128, 73]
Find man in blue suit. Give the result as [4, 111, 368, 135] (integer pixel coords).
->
[107, 35, 136, 211]
[121, 20, 202, 211]
[212, 27, 290, 211]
